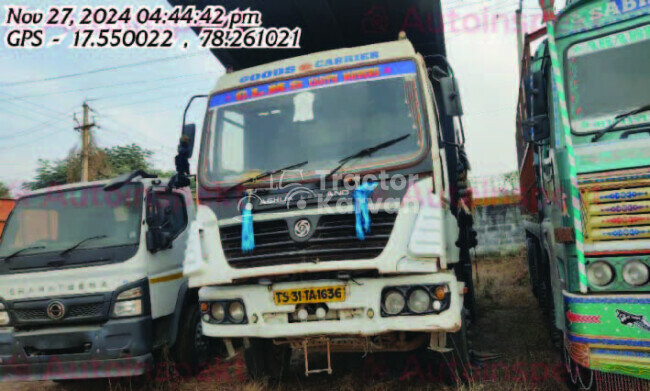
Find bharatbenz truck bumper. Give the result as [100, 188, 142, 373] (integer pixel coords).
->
[564, 292, 650, 380]
[200, 272, 462, 338]
[0, 316, 153, 381]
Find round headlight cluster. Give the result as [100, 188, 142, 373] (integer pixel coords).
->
[384, 290, 405, 315]
[622, 260, 649, 286]
[206, 301, 246, 323]
[587, 261, 614, 287]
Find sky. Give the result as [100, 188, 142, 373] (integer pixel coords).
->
[0, 0, 549, 196]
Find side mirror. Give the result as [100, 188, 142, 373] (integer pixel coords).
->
[522, 115, 550, 142]
[440, 76, 464, 117]
[146, 229, 172, 253]
[181, 123, 196, 159]
[522, 69, 550, 143]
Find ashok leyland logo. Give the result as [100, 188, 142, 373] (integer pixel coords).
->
[46, 301, 65, 320]
[294, 219, 311, 238]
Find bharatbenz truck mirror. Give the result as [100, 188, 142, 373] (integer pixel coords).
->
[440, 76, 464, 117]
[145, 192, 172, 253]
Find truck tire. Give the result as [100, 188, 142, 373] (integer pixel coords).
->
[244, 338, 290, 381]
[172, 303, 209, 377]
[526, 237, 540, 298]
[440, 311, 471, 384]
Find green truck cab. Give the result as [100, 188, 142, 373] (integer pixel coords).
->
[516, 0, 650, 387]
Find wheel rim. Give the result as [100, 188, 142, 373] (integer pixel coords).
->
[194, 320, 208, 363]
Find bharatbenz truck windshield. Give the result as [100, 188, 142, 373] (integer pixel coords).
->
[202, 60, 425, 185]
[0, 183, 143, 273]
[566, 24, 650, 133]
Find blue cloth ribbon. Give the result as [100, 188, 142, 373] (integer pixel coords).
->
[354, 182, 378, 240]
[241, 202, 255, 252]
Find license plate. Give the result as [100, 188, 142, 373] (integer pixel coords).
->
[273, 285, 346, 305]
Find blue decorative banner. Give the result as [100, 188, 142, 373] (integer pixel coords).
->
[209, 60, 417, 109]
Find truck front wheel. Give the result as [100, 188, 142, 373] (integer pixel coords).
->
[173, 303, 210, 376]
[244, 338, 290, 381]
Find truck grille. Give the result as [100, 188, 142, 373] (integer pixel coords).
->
[219, 212, 397, 268]
[11, 300, 107, 325]
[580, 169, 650, 244]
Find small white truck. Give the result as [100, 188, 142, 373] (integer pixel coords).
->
[0, 171, 208, 381]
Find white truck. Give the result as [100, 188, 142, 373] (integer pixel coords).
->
[174, 0, 477, 379]
[0, 171, 208, 381]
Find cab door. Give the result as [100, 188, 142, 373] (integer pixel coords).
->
[145, 187, 194, 319]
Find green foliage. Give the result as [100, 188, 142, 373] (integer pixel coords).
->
[104, 144, 153, 176]
[25, 143, 156, 190]
[502, 170, 519, 194]
[26, 158, 71, 190]
[0, 182, 11, 198]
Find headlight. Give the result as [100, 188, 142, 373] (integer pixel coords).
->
[116, 287, 143, 301]
[211, 303, 225, 322]
[228, 302, 245, 323]
[587, 261, 614, 287]
[383, 290, 405, 315]
[408, 289, 431, 313]
[0, 311, 9, 326]
[622, 260, 649, 286]
[113, 299, 143, 317]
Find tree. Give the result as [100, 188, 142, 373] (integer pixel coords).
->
[25, 143, 156, 190]
[0, 182, 10, 198]
[501, 170, 519, 195]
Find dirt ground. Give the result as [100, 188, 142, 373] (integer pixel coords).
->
[0, 253, 570, 391]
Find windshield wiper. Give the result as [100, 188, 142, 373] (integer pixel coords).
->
[326, 134, 411, 179]
[2, 246, 46, 262]
[60, 235, 108, 256]
[225, 160, 309, 194]
[592, 104, 650, 142]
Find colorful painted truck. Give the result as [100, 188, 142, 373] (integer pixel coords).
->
[0, 172, 209, 381]
[516, 0, 650, 387]
[169, 0, 477, 379]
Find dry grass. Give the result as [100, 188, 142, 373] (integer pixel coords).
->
[0, 253, 568, 391]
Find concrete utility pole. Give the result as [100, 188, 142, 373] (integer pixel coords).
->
[75, 102, 96, 182]
[516, 0, 524, 74]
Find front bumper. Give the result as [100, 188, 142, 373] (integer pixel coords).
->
[200, 272, 463, 338]
[0, 316, 153, 381]
[564, 291, 650, 380]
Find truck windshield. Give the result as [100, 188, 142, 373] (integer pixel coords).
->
[0, 184, 143, 259]
[203, 60, 426, 186]
[566, 24, 650, 134]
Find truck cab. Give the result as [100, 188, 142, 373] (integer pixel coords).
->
[173, 0, 476, 379]
[0, 172, 208, 381]
[517, 1, 650, 386]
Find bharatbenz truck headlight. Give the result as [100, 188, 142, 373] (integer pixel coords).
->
[587, 261, 615, 287]
[622, 260, 649, 286]
[116, 287, 143, 301]
[113, 300, 143, 317]
[112, 281, 147, 318]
